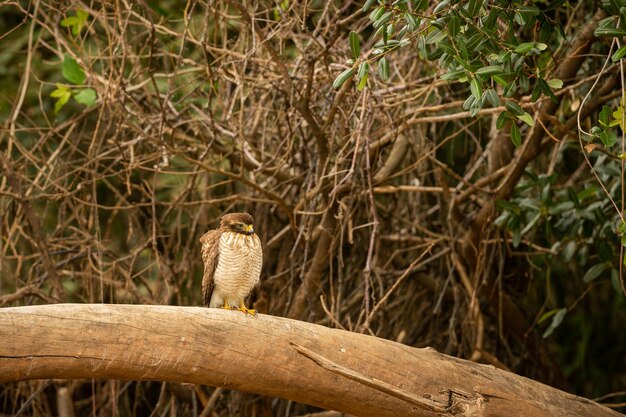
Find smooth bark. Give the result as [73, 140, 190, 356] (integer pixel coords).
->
[0, 304, 620, 417]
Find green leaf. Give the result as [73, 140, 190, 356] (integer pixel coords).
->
[549, 201, 574, 215]
[583, 263, 608, 283]
[357, 62, 369, 79]
[357, 62, 369, 91]
[469, 99, 482, 117]
[369, 6, 385, 21]
[511, 123, 521, 147]
[492, 74, 508, 87]
[475, 65, 505, 77]
[50, 84, 72, 113]
[517, 112, 534, 127]
[531, 83, 542, 102]
[61, 16, 79, 29]
[505, 101, 525, 116]
[514, 42, 535, 54]
[373, 11, 392, 28]
[599, 105, 612, 127]
[440, 70, 466, 81]
[447, 16, 460, 36]
[433, 0, 450, 14]
[383, 27, 392, 47]
[76, 9, 89, 22]
[470, 77, 482, 100]
[595, 17, 626, 37]
[50, 84, 69, 98]
[54, 96, 69, 114]
[612, 45, 626, 62]
[516, 6, 540, 25]
[578, 187, 597, 201]
[468, 0, 482, 17]
[414, 0, 428, 12]
[357, 73, 368, 91]
[333, 67, 355, 89]
[611, 269, 622, 293]
[405, 12, 418, 30]
[61, 9, 89, 35]
[463, 95, 475, 111]
[538, 308, 559, 325]
[349, 31, 361, 59]
[600, 131, 618, 147]
[563, 241, 577, 261]
[425, 28, 446, 44]
[496, 111, 509, 129]
[521, 212, 541, 235]
[543, 308, 567, 338]
[379, 57, 390, 81]
[438, 42, 455, 56]
[503, 82, 516, 97]
[62, 56, 86, 85]
[484, 89, 500, 107]
[612, 107, 626, 130]
[547, 79, 563, 89]
[538, 78, 557, 102]
[619, 220, 626, 235]
[519, 74, 530, 93]
[494, 211, 510, 227]
[519, 198, 540, 211]
[375, 24, 386, 41]
[512, 224, 521, 247]
[73, 88, 97, 106]
[496, 199, 519, 212]
[545, 0, 567, 11]
[362, 0, 376, 12]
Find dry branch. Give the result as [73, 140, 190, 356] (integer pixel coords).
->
[1, 1, 625, 412]
[0, 304, 620, 417]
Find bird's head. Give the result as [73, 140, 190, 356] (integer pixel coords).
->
[221, 212, 255, 235]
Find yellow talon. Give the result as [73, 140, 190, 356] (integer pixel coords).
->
[221, 299, 237, 310]
[238, 300, 257, 316]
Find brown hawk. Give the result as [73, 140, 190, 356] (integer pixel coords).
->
[200, 212, 262, 315]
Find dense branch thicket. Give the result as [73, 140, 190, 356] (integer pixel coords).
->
[1, 1, 625, 416]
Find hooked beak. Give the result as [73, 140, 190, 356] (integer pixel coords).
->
[245, 224, 254, 234]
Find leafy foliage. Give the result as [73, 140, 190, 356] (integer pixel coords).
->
[336, 0, 567, 146]
[50, 55, 97, 112]
[61, 55, 85, 85]
[3, 0, 626, 415]
[60, 9, 89, 35]
[49, 11, 97, 113]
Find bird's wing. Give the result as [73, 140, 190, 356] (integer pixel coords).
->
[200, 229, 221, 307]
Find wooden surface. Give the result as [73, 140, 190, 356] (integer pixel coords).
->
[0, 304, 620, 417]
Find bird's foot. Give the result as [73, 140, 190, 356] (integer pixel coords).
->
[238, 306, 257, 316]
[220, 300, 238, 310]
[237, 302, 257, 316]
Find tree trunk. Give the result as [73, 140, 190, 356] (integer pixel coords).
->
[0, 304, 619, 417]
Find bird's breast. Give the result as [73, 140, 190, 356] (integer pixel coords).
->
[213, 232, 262, 298]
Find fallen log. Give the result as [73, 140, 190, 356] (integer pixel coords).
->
[0, 304, 619, 417]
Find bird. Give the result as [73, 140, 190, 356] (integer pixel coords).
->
[199, 212, 263, 315]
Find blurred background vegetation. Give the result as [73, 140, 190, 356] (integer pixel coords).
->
[1, 0, 626, 416]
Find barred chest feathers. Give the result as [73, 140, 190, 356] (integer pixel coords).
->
[212, 231, 262, 303]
